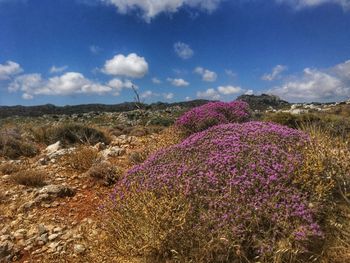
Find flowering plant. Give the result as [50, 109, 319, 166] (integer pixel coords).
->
[107, 122, 325, 262]
[175, 100, 251, 135]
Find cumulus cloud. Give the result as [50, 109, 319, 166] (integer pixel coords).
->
[276, 0, 350, 10]
[163, 92, 174, 100]
[0, 61, 23, 80]
[102, 53, 149, 78]
[167, 77, 190, 87]
[217, 85, 243, 95]
[108, 78, 136, 95]
[194, 67, 217, 82]
[152, 77, 162, 84]
[50, 65, 68, 74]
[197, 84, 246, 100]
[245, 89, 254, 95]
[141, 90, 154, 99]
[174, 42, 194, 60]
[101, 0, 222, 22]
[262, 65, 287, 81]
[196, 88, 221, 100]
[8, 72, 137, 99]
[268, 60, 350, 102]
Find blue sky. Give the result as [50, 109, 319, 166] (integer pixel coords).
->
[1, 0, 350, 106]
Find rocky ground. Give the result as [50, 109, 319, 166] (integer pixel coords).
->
[0, 124, 166, 262]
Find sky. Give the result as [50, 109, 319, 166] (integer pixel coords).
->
[0, 0, 350, 106]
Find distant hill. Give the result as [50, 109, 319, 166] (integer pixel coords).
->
[237, 94, 290, 111]
[0, 100, 211, 119]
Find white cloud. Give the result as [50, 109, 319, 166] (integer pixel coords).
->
[194, 67, 217, 82]
[141, 90, 154, 99]
[262, 65, 287, 81]
[8, 72, 132, 99]
[245, 89, 254, 95]
[90, 45, 102, 54]
[163, 92, 174, 100]
[102, 53, 149, 78]
[225, 69, 237, 78]
[174, 42, 194, 59]
[276, 0, 350, 10]
[0, 61, 23, 80]
[167, 77, 189, 87]
[50, 65, 68, 74]
[197, 88, 221, 100]
[268, 60, 350, 102]
[217, 85, 243, 95]
[8, 73, 43, 94]
[108, 78, 136, 95]
[185, 96, 191, 101]
[152, 77, 162, 84]
[101, 0, 222, 22]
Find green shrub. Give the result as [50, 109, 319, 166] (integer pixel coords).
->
[147, 116, 174, 127]
[32, 123, 110, 146]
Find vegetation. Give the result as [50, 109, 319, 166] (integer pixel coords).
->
[175, 101, 251, 136]
[65, 146, 98, 172]
[0, 162, 20, 175]
[1, 101, 350, 262]
[11, 169, 47, 187]
[87, 161, 121, 186]
[31, 123, 110, 146]
[0, 127, 38, 159]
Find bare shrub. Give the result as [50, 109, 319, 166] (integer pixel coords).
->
[87, 162, 121, 186]
[66, 146, 98, 172]
[11, 169, 47, 187]
[0, 127, 38, 159]
[127, 151, 145, 165]
[0, 162, 20, 175]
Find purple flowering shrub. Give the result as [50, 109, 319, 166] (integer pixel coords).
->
[175, 100, 251, 135]
[107, 122, 326, 262]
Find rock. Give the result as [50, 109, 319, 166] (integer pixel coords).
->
[20, 201, 35, 211]
[37, 185, 75, 199]
[100, 146, 126, 158]
[74, 244, 85, 254]
[37, 224, 47, 235]
[39, 233, 48, 244]
[45, 141, 61, 155]
[53, 227, 63, 233]
[0, 235, 10, 242]
[48, 233, 59, 241]
[13, 229, 26, 240]
[94, 142, 106, 151]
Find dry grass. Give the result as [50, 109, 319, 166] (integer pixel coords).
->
[103, 187, 193, 262]
[0, 162, 20, 175]
[0, 192, 6, 204]
[301, 123, 350, 263]
[11, 169, 47, 187]
[87, 161, 121, 186]
[65, 146, 98, 172]
[0, 126, 38, 159]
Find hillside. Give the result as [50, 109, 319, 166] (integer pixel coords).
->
[0, 100, 211, 119]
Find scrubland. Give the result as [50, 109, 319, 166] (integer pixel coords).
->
[0, 101, 349, 262]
